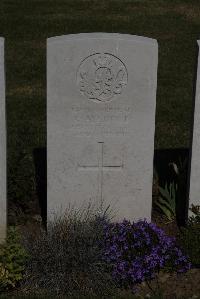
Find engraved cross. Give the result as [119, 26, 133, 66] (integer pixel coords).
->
[78, 142, 123, 205]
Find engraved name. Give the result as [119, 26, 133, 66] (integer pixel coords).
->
[71, 105, 132, 123]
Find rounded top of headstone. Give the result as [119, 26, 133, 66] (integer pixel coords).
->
[47, 33, 157, 46]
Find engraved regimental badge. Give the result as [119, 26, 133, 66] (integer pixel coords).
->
[77, 53, 128, 102]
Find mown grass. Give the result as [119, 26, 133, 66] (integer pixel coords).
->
[0, 0, 200, 205]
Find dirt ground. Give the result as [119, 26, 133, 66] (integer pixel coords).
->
[135, 268, 200, 298]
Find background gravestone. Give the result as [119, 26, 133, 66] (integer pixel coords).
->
[189, 41, 200, 213]
[47, 33, 158, 221]
[0, 38, 6, 243]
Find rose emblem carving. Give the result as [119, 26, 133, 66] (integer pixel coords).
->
[77, 53, 128, 102]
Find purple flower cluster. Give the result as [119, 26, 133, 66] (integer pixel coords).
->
[103, 219, 191, 289]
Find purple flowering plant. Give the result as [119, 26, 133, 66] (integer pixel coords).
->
[102, 219, 191, 290]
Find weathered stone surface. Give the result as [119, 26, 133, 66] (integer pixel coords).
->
[189, 41, 200, 213]
[0, 38, 6, 243]
[47, 33, 158, 221]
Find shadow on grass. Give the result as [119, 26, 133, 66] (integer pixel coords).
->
[33, 148, 47, 227]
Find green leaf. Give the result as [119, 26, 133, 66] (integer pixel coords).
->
[158, 184, 170, 199]
[155, 201, 173, 220]
[157, 197, 175, 214]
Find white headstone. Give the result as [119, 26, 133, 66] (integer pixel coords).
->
[0, 38, 6, 243]
[189, 40, 200, 213]
[47, 33, 158, 221]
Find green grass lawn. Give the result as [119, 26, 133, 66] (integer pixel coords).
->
[0, 0, 200, 205]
